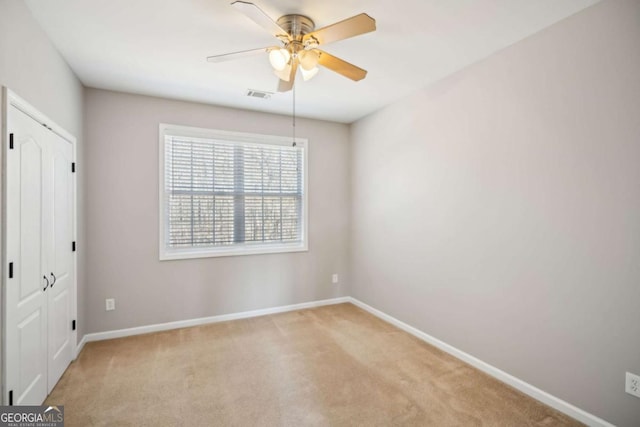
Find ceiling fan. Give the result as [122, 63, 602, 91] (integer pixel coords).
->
[207, 1, 376, 92]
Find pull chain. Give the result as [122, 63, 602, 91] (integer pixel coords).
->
[292, 83, 297, 147]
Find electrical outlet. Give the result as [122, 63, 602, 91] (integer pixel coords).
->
[105, 298, 115, 311]
[626, 372, 640, 398]
[332, 274, 339, 284]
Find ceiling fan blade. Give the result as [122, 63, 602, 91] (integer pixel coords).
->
[231, 1, 290, 41]
[206, 46, 272, 63]
[303, 13, 375, 47]
[277, 59, 298, 92]
[277, 78, 293, 92]
[317, 50, 367, 81]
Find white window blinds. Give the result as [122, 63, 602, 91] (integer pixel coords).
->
[160, 125, 307, 259]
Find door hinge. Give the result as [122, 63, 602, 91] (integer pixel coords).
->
[72, 320, 76, 331]
[72, 241, 76, 252]
[9, 133, 14, 150]
[8, 390, 13, 406]
[71, 162, 76, 173]
[8, 262, 13, 279]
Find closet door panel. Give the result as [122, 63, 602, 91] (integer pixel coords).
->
[17, 309, 46, 402]
[19, 140, 43, 299]
[47, 131, 75, 390]
[5, 106, 49, 405]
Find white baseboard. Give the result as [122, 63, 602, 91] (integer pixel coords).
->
[73, 295, 611, 427]
[80, 296, 350, 344]
[347, 297, 613, 427]
[75, 334, 87, 359]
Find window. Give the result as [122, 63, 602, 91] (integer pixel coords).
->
[159, 124, 308, 260]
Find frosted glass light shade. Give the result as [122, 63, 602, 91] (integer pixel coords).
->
[300, 66, 319, 81]
[274, 63, 292, 81]
[269, 48, 290, 71]
[299, 50, 319, 71]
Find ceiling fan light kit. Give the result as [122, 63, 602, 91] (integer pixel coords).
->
[207, 1, 376, 92]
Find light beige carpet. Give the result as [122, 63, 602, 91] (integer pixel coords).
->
[47, 303, 581, 426]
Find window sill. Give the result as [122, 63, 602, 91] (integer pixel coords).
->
[159, 242, 308, 261]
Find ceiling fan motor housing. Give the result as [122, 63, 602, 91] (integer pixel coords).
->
[277, 14, 315, 39]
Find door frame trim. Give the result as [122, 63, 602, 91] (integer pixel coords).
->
[1, 87, 78, 405]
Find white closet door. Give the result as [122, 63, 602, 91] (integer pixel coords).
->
[5, 94, 76, 404]
[47, 131, 75, 391]
[5, 106, 49, 405]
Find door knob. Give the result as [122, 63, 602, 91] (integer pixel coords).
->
[50, 272, 56, 287]
[43, 275, 49, 291]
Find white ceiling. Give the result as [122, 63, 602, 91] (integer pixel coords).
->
[25, 0, 599, 123]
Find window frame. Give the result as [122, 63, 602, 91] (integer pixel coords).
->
[158, 123, 309, 261]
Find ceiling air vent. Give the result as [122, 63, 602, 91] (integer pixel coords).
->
[246, 89, 272, 99]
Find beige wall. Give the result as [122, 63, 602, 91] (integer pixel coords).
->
[0, 1, 86, 340]
[84, 88, 350, 333]
[350, 1, 640, 425]
[0, 1, 83, 135]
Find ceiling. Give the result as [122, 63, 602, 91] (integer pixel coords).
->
[25, 0, 599, 123]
